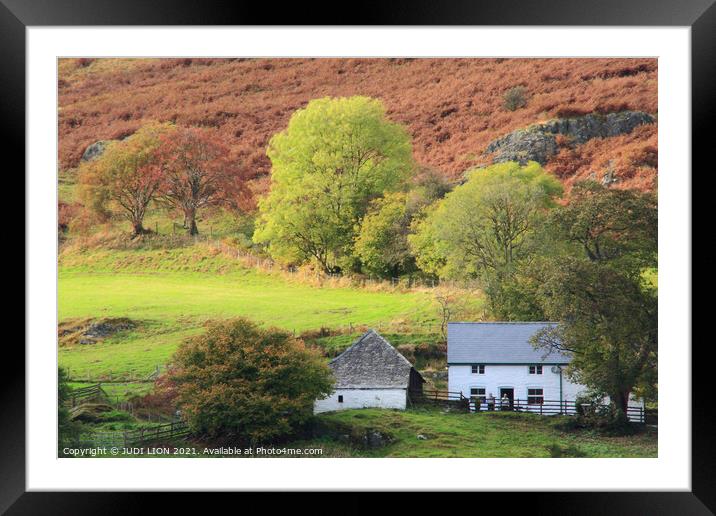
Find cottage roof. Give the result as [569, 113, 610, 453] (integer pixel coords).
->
[447, 322, 572, 364]
[329, 330, 418, 389]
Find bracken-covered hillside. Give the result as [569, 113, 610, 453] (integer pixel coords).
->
[58, 58, 657, 192]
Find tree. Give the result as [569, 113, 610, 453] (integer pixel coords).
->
[168, 318, 334, 444]
[550, 180, 657, 272]
[156, 127, 250, 235]
[530, 259, 657, 424]
[253, 96, 414, 273]
[354, 192, 416, 278]
[527, 180, 658, 423]
[78, 122, 172, 236]
[409, 161, 562, 316]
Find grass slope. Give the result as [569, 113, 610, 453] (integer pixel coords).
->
[304, 408, 658, 458]
[59, 246, 442, 379]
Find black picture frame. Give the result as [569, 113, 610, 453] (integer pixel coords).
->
[6, 0, 708, 513]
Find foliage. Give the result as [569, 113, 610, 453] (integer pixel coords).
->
[530, 259, 657, 424]
[155, 127, 252, 235]
[354, 193, 416, 278]
[409, 161, 563, 317]
[78, 122, 174, 236]
[168, 318, 334, 443]
[503, 86, 528, 111]
[405, 166, 453, 213]
[254, 96, 414, 272]
[550, 180, 657, 273]
[59, 58, 658, 191]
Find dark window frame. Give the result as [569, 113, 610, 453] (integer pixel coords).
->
[470, 387, 487, 404]
[529, 365, 543, 375]
[527, 388, 544, 405]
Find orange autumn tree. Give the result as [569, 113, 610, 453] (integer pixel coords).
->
[168, 318, 334, 444]
[78, 122, 173, 236]
[155, 127, 251, 235]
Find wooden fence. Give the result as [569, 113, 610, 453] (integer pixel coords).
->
[468, 398, 646, 424]
[409, 389, 471, 412]
[65, 383, 108, 407]
[74, 420, 190, 449]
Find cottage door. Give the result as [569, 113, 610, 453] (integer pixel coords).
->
[499, 388, 514, 410]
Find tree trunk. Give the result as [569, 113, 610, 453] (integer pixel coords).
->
[185, 208, 198, 236]
[132, 222, 147, 237]
[612, 390, 631, 425]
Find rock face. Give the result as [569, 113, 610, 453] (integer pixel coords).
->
[81, 140, 109, 162]
[486, 111, 655, 165]
[485, 130, 558, 166]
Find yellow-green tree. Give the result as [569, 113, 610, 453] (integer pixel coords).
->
[409, 161, 563, 316]
[254, 96, 414, 273]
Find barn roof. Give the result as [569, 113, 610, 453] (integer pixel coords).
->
[329, 330, 419, 389]
[447, 322, 572, 364]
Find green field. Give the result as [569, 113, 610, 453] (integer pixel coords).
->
[58, 246, 447, 380]
[298, 408, 658, 458]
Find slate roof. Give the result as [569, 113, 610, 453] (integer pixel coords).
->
[329, 330, 418, 389]
[447, 322, 572, 364]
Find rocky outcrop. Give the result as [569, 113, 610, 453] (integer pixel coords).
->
[485, 130, 558, 166]
[486, 111, 655, 165]
[81, 140, 110, 161]
[59, 317, 136, 346]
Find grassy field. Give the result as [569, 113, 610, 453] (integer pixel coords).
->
[299, 408, 658, 458]
[58, 245, 451, 380]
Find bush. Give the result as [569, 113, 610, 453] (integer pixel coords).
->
[168, 318, 334, 444]
[502, 86, 528, 111]
[545, 443, 587, 458]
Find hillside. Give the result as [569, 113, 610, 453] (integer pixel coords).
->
[58, 58, 658, 193]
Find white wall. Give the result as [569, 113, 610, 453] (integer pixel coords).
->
[448, 364, 579, 404]
[448, 364, 644, 419]
[313, 388, 407, 414]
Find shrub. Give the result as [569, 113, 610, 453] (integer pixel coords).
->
[545, 443, 587, 458]
[502, 86, 528, 111]
[168, 318, 334, 444]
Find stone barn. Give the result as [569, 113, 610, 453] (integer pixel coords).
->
[313, 330, 425, 414]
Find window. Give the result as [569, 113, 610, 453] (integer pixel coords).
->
[527, 388, 544, 404]
[470, 387, 486, 404]
[471, 364, 485, 374]
[338, 395, 343, 403]
[529, 365, 543, 375]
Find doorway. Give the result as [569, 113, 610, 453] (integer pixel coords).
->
[499, 387, 514, 410]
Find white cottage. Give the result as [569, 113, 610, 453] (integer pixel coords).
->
[447, 322, 644, 417]
[313, 330, 425, 414]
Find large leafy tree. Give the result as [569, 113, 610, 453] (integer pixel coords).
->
[529, 180, 658, 422]
[253, 96, 414, 273]
[409, 161, 562, 316]
[156, 127, 250, 235]
[168, 318, 334, 444]
[78, 122, 173, 236]
[531, 259, 657, 423]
